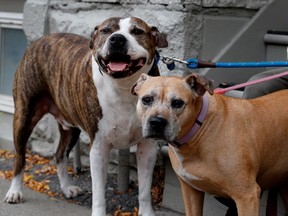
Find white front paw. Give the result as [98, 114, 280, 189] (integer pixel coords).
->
[62, 185, 83, 198]
[4, 189, 23, 204]
[139, 207, 155, 216]
[91, 207, 106, 216]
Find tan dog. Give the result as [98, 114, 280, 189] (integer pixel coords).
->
[131, 73, 288, 216]
[5, 17, 167, 216]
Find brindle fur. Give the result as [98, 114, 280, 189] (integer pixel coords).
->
[13, 33, 102, 175]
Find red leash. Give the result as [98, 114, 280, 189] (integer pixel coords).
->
[214, 71, 288, 94]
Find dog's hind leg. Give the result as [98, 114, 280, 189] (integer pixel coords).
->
[55, 126, 83, 198]
[5, 97, 47, 203]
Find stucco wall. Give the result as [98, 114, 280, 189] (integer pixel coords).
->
[24, 0, 268, 76]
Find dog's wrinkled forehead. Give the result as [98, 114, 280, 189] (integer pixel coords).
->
[140, 77, 192, 101]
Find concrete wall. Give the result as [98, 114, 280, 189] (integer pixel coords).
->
[23, 0, 268, 76]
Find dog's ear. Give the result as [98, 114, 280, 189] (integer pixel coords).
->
[131, 73, 150, 95]
[151, 26, 168, 48]
[89, 26, 98, 49]
[184, 73, 214, 96]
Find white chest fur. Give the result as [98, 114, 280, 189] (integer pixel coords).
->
[92, 57, 143, 148]
[170, 145, 204, 192]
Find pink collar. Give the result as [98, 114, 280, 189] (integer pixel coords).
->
[171, 93, 209, 148]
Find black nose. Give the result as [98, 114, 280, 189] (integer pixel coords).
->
[149, 116, 168, 130]
[109, 34, 127, 47]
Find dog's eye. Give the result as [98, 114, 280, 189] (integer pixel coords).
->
[171, 99, 184, 109]
[131, 28, 144, 35]
[101, 27, 112, 34]
[142, 96, 153, 105]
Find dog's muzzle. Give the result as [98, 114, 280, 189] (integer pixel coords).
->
[109, 34, 128, 50]
[98, 34, 147, 79]
[144, 116, 168, 140]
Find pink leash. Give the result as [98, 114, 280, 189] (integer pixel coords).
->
[214, 71, 288, 94]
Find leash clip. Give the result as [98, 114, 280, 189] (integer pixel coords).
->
[161, 55, 188, 70]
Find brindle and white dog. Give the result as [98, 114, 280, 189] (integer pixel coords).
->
[4, 17, 168, 216]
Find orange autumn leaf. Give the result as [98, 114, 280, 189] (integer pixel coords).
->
[0, 149, 7, 155]
[113, 209, 122, 216]
[24, 179, 50, 193]
[47, 190, 61, 197]
[34, 165, 57, 175]
[120, 213, 132, 216]
[113, 207, 138, 216]
[133, 208, 139, 216]
[0, 150, 15, 159]
[23, 174, 34, 182]
[0, 170, 13, 180]
[25, 164, 34, 172]
[0, 171, 4, 178]
[25, 153, 50, 165]
[0, 149, 8, 157]
[68, 166, 76, 175]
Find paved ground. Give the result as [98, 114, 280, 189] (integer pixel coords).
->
[0, 141, 184, 216]
[0, 178, 183, 216]
[0, 178, 91, 216]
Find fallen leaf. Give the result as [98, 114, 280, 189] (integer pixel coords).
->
[0, 149, 8, 156]
[133, 208, 138, 216]
[34, 165, 57, 175]
[0, 150, 15, 159]
[24, 178, 50, 193]
[113, 207, 138, 216]
[23, 174, 34, 182]
[0, 170, 13, 180]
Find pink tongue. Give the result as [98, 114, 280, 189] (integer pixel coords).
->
[108, 62, 129, 72]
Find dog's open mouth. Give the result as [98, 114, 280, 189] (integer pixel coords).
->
[99, 54, 146, 78]
[146, 134, 167, 141]
[144, 131, 172, 142]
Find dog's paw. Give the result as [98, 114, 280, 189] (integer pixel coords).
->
[138, 211, 155, 216]
[62, 185, 83, 198]
[4, 190, 23, 204]
[91, 208, 106, 216]
[138, 205, 155, 216]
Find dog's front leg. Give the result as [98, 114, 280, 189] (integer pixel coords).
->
[233, 184, 261, 216]
[90, 138, 112, 216]
[136, 140, 159, 216]
[178, 178, 204, 216]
